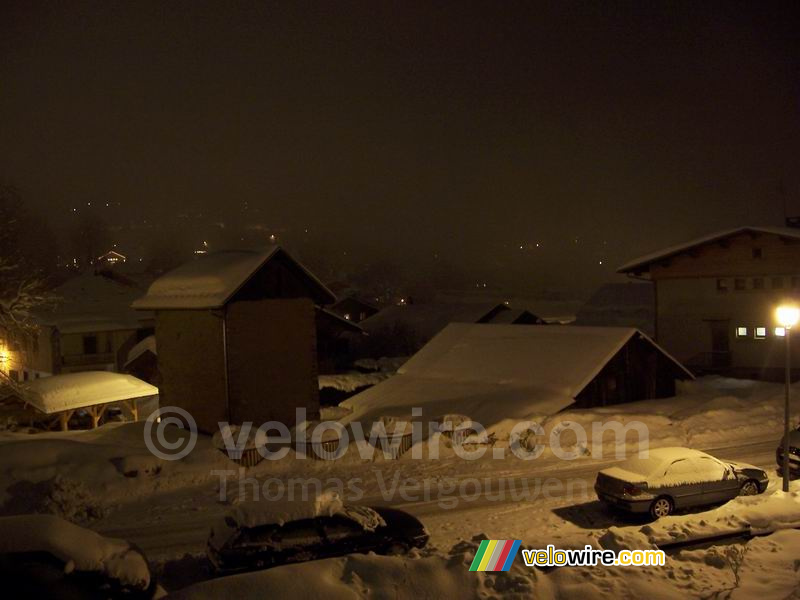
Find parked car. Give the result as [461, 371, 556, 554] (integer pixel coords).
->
[776, 426, 800, 473]
[0, 514, 157, 599]
[595, 447, 768, 519]
[207, 496, 428, 574]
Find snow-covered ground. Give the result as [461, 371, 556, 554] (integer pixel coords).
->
[1, 376, 799, 598]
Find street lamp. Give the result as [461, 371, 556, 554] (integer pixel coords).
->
[776, 304, 800, 492]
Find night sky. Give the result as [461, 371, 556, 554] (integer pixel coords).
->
[2, 1, 799, 292]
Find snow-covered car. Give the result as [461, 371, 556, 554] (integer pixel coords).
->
[776, 426, 800, 473]
[0, 514, 156, 599]
[594, 447, 769, 519]
[207, 493, 428, 573]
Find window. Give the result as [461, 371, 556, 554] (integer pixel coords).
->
[716, 279, 729, 293]
[776, 327, 787, 337]
[734, 278, 746, 291]
[23, 370, 28, 382]
[753, 278, 764, 290]
[736, 327, 748, 338]
[9, 369, 18, 382]
[755, 327, 767, 339]
[82, 335, 98, 355]
[772, 277, 784, 289]
[752, 248, 763, 259]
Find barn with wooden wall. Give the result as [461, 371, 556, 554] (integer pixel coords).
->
[133, 247, 335, 433]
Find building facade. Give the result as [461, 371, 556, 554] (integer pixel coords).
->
[133, 247, 336, 433]
[618, 226, 800, 379]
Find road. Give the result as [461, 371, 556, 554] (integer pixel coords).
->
[95, 438, 780, 561]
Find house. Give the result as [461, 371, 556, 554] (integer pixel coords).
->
[485, 308, 545, 325]
[97, 249, 127, 267]
[314, 308, 365, 374]
[0, 270, 155, 383]
[329, 296, 379, 323]
[574, 282, 655, 335]
[357, 301, 511, 357]
[132, 247, 335, 433]
[617, 225, 800, 379]
[123, 335, 158, 385]
[343, 323, 692, 428]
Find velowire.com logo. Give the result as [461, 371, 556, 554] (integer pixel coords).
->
[469, 540, 521, 572]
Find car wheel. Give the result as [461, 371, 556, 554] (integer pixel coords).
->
[740, 480, 759, 496]
[649, 497, 673, 519]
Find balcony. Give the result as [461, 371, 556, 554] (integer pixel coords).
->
[61, 353, 116, 369]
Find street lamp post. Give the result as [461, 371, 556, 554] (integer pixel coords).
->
[777, 305, 800, 492]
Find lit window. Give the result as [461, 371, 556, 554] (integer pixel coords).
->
[775, 327, 786, 337]
[734, 278, 746, 291]
[736, 327, 748, 338]
[755, 327, 767, 339]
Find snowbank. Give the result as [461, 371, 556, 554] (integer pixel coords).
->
[229, 490, 385, 531]
[0, 514, 151, 589]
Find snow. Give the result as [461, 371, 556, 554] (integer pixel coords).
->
[359, 302, 509, 342]
[600, 448, 710, 483]
[23, 371, 158, 414]
[318, 372, 390, 393]
[0, 513, 151, 589]
[617, 226, 800, 273]
[132, 247, 335, 310]
[34, 270, 153, 334]
[343, 324, 692, 429]
[125, 334, 156, 367]
[228, 490, 385, 531]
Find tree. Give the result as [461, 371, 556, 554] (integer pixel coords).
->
[0, 184, 56, 394]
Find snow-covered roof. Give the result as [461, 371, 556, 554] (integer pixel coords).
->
[34, 271, 153, 334]
[359, 302, 508, 341]
[125, 335, 156, 367]
[132, 246, 336, 310]
[617, 226, 800, 274]
[343, 324, 692, 427]
[23, 371, 158, 414]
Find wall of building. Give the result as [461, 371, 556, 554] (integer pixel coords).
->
[156, 310, 227, 433]
[59, 329, 142, 373]
[225, 297, 320, 428]
[651, 232, 800, 376]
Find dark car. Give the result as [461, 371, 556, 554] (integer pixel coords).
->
[776, 426, 800, 473]
[0, 514, 157, 600]
[595, 447, 769, 519]
[207, 499, 428, 574]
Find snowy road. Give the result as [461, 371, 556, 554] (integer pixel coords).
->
[95, 437, 780, 561]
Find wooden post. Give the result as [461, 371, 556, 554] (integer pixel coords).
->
[59, 411, 69, 431]
[128, 399, 139, 422]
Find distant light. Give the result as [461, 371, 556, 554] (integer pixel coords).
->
[343, 313, 351, 320]
[519, 245, 524, 250]
[599, 260, 603, 265]
[776, 305, 800, 329]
